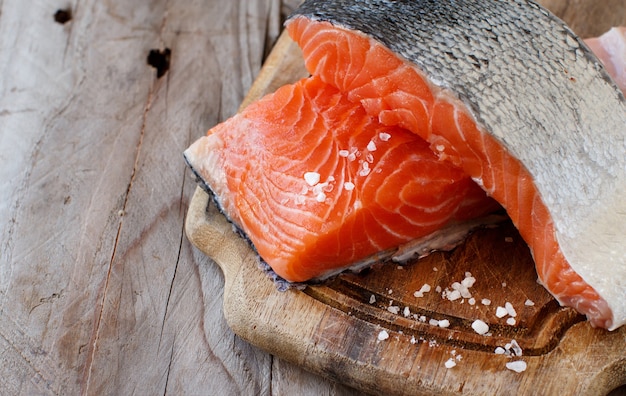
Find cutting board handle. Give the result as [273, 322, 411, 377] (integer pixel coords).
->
[185, 186, 250, 283]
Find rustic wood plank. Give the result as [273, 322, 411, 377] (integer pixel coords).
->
[0, 0, 624, 395]
[0, 0, 156, 393]
[0, 0, 338, 394]
[77, 0, 280, 394]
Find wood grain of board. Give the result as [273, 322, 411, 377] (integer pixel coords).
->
[185, 1, 626, 395]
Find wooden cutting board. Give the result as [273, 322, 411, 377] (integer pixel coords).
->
[185, 4, 626, 395]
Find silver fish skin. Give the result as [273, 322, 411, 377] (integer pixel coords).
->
[290, 0, 626, 329]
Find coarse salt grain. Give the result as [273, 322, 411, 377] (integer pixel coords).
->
[344, 181, 355, 191]
[444, 358, 457, 369]
[481, 298, 492, 306]
[506, 317, 516, 326]
[495, 306, 508, 318]
[359, 162, 371, 177]
[494, 347, 506, 355]
[414, 283, 431, 298]
[388, 306, 400, 315]
[438, 319, 450, 328]
[304, 171, 320, 186]
[315, 192, 326, 202]
[525, 299, 535, 306]
[472, 319, 489, 335]
[312, 183, 324, 196]
[505, 302, 517, 317]
[369, 294, 376, 304]
[378, 330, 389, 341]
[379, 132, 391, 141]
[367, 140, 377, 151]
[429, 318, 440, 326]
[339, 149, 350, 157]
[468, 298, 476, 306]
[446, 289, 462, 301]
[506, 360, 527, 373]
[462, 276, 476, 288]
[508, 340, 523, 356]
[403, 307, 411, 317]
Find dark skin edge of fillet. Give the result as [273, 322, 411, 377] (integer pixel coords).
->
[184, 153, 308, 290]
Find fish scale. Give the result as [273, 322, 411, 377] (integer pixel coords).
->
[289, 0, 626, 329]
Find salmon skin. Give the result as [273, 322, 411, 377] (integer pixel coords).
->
[287, 0, 626, 330]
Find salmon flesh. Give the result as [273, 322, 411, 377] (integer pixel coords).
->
[186, 0, 626, 330]
[185, 76, 501, 283]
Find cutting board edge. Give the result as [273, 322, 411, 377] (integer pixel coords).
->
[185, 187, 626, 396]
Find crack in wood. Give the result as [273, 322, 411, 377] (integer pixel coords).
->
[28, 291, 64, 314]
[158, 230, 182, 352]
[162, 333, 175, 396]
[83, 75, 156, 394]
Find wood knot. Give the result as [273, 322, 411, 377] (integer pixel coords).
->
[54, 9, 72, 24]
[147, 48, 171, 78]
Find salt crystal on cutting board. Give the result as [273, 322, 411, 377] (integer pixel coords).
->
[471, 320, 489, 335]
[506, 360, 527, 373]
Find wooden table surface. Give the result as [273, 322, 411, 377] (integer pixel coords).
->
[0, 0, 624, 395]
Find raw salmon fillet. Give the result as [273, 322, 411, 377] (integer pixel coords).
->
[185, 76, 500, 283]
[285, 0, 626, 331]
